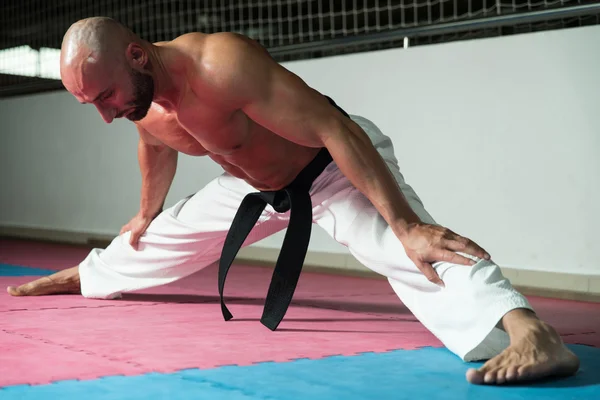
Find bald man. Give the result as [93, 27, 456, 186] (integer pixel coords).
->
[8, 17, 579, 385]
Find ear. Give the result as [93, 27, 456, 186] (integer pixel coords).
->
[126, 43, 148, 69]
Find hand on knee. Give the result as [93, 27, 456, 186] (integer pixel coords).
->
[397, 223, 491, 286]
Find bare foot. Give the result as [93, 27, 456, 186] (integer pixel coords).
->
[466, 310, 580, 385]
[7, 266, 81, 296]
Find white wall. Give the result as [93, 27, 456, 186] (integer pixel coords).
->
[1, 25, 599, 274]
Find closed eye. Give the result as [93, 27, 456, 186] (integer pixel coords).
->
[101, 90, 114, 101]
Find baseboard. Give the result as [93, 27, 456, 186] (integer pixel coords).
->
[0, 225, 114, 247]
[2, 225, 599, 302]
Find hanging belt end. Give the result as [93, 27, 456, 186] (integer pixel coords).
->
[260, 315, 281, 331]
[221, 303, 233, 321]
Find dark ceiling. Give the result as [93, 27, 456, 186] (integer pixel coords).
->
[1, 0, 598, 96]
[2, 0, 594, 51]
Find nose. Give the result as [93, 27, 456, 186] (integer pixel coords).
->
[96, 106, 116, 124]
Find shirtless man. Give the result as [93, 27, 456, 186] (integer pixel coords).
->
[7, 17, 579, 385]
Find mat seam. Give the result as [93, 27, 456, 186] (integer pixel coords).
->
[179, 375, 279, 399]
[0, 328, 147, 370]
[0, 302, 165, 313]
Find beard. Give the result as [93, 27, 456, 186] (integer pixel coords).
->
[126, 69, 154, 121]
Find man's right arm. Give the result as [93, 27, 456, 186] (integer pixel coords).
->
[121, 126, 178, 248]
[136, 126, 178, 219]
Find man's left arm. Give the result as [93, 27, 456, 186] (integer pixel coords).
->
[198, 34, 490, 285]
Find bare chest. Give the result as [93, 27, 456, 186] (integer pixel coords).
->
[176, 100, 252, 155]
[136, 112, 204, 156]
[138, 100, 318, 190]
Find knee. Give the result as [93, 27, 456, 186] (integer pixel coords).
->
[436, 257, 509, 290]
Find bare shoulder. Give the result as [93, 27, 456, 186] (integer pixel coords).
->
[158, 32, 268, 64]
[155, 32, 210, 57]
[172, 32, 206, 44]
[202, 32, 272, 67]
[168, 32, 258, 51]
[186, 33, 279, 104]
[207, 32, 269, 52]
[173, 32, 270, 71]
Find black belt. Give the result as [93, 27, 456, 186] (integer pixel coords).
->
[218, 96, 349, 331]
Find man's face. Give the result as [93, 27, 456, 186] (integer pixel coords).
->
[62, 59, 154, 123]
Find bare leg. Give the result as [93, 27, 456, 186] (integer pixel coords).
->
[466, 309, 580, 385]
[7, 266, 81, 296]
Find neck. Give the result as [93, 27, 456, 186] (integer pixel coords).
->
[146, 43, 183, 111]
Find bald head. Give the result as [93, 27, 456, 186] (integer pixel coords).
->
[60, 17, 155, 123]
[60, 17, 136, 70]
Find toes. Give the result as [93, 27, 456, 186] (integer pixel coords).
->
[8, 281, 39, 296]
[505, 366, 519, 382]
[17, 282, 35, 295]
[517, 364, 536, 381]
[466, 368, 485, 384]
[484, 370, 497, 384]
[496, 368, 507, 385]
[467, 357, 503, 385]
[518, 362, 555, 382]
[7, 286, 21, 296]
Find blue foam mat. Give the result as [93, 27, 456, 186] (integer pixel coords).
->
[1, 345, 598, 399]
[0, 264, 56, 276]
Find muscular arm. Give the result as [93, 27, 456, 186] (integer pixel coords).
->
[328, 118, 423, 231]
[136, 126, 178, 218]
[196, 34, 420, 236]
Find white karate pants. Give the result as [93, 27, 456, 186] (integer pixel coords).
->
[79, 114, 533, 362]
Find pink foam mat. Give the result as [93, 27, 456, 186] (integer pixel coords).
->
[0, 239, 92, 271]
[1, 300, 438, 386]
[1, 238, 599, 387]
[0, 329, 148, 383]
